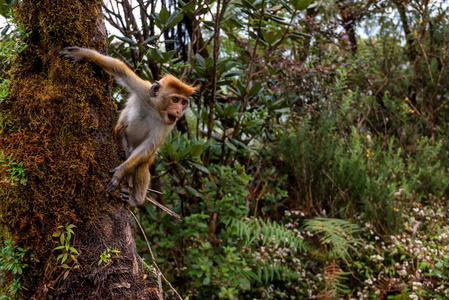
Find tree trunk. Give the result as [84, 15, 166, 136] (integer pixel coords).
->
[0, 1, 158, 298]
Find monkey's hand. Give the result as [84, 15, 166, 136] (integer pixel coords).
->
[60, 46, 89, 62]
[106, 174, 120, 193]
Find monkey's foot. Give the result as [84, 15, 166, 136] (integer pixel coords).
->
[120, 188, 140, 206]
[120, 188, 130, 200]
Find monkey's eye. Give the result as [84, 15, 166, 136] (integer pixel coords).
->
[172, 97, 179, 103]
[182, 99, 188, 105]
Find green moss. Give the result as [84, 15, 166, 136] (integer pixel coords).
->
[0, 0, 121, 297]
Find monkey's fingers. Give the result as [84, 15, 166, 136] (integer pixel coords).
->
[106, 177, 120, 193]
[120, 188, 130, 199]
[59, 46, 83, 61]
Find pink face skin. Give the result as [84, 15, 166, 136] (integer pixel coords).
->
[161, 94, 189, 125]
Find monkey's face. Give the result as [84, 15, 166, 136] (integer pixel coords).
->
[161, 94, 189, 125]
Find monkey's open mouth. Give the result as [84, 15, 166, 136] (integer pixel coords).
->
[166, 114, 177, 124]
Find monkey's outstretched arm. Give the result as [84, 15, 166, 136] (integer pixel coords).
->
[60, 46, 151, 96]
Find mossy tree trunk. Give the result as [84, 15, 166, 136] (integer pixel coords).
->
[0, 1, 158, 298]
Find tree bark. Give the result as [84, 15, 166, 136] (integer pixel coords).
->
[0, 1, 158, 298]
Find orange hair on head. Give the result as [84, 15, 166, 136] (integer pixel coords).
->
[159, 74, 200, 96]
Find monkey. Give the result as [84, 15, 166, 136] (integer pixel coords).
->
[60, 46, 198, 206]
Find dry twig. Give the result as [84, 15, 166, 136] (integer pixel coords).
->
[129, 210, 183, 300]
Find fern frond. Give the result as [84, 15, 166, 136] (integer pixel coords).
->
[320, 260, 351, 297]
[226, 217, 310, 252]
[374, 276, 403, 298]
[253, 262, 302, 284]
[303, 218, 360, 259]
[323, 260, 344, 282]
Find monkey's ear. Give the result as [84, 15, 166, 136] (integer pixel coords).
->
[150, 81, 160, 97]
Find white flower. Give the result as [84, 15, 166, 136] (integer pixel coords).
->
[370, 254, 384, 262]
[409, 293, 419, 300]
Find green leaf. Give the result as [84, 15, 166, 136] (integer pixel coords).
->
[241, 0, 256, 9]
[239, 277, 251, 290]
[143, 35, 159, 44]
[203, 138, 214, 150]
[178, 148, 191, 159]
[223, 17, 245, 30]
[224, 105, 236, 118]
[266, 64, 277, 75]
[261, 30, 282, 45]
[274, 107, 290, 114]
[215, 103, 224, 116]
[159, 7, 170, 25]
[195, 54, 206, 69]
[189, 162, 210, 174]
[289, 0, 314, 10]
[0, 0, 16, 17]
[162, 50, 177, 62]
[115, 35, 136, 45]
[200, 110, 209, 122]
[237, 80, 246, 96]
[186, 186, 200, 196]
[202, 20, 215, 30]
[190, 144, 203, 157]
[419, 262, 429, 269]
[225, 139, 237, 151]
[202, 277, 211, 285]
[180, 0, 196, 12]
[155, 163, 168, 172]
[230, 138, 248, 150]
[148, 48, 164, 63]
[166, 144, 178, 161]
[166, 11, 184, 29]
[198, 222, 208, 229]
[249, 82, 262, 97]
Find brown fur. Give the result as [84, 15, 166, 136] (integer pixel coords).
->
[159, 74, 199, 96]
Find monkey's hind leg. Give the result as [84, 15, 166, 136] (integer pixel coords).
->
[122, 163, 151, 206]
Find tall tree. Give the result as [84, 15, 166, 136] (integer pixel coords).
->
[0, 0, 158, 298]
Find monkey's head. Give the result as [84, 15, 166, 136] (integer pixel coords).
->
[150, 74, 199, 126]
